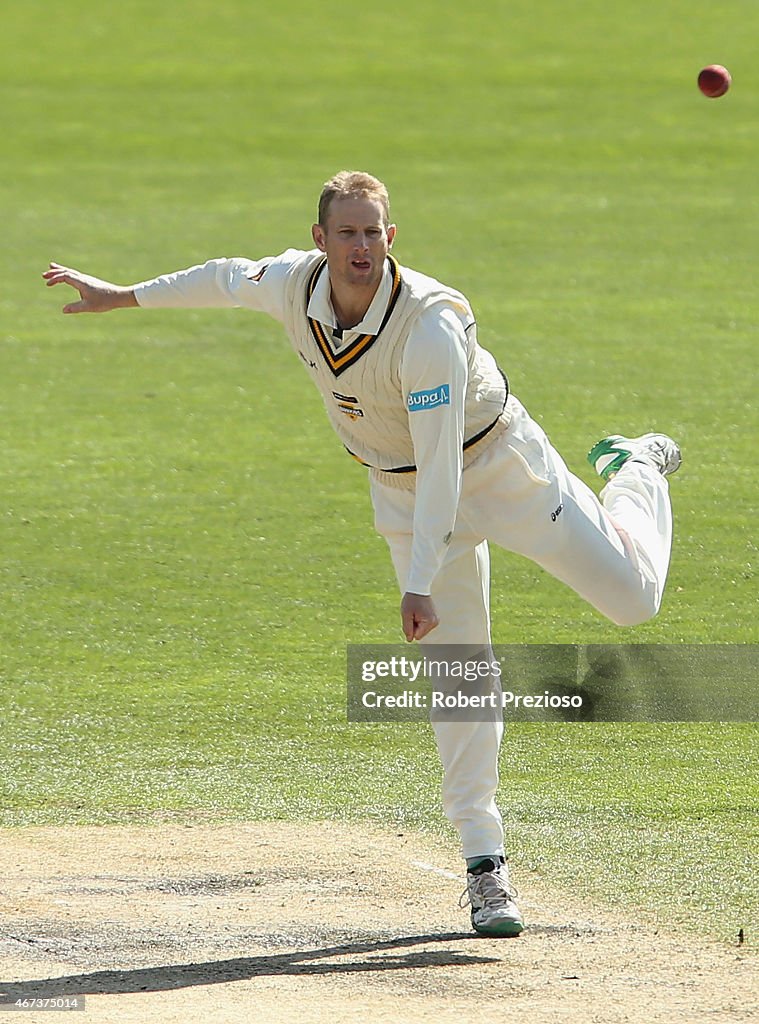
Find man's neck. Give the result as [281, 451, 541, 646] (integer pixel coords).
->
[328, 256, 389, 330]
[329, 281, 378, 331]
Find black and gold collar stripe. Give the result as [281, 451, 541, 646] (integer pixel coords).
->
[306, 254, 403, 377]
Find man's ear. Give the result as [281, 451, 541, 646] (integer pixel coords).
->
[312, 223, 327, 252]
[387, 223, 397, 248]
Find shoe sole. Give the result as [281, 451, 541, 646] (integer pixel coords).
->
[472, 919, 525, 938]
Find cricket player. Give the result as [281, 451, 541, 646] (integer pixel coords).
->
[43, 170, 681, 938]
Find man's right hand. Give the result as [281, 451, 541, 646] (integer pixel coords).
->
[400, 592, 440, 642]
[42, 262, 138, 314]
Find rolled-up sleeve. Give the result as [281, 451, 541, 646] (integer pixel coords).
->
[401, 304, 468, 595]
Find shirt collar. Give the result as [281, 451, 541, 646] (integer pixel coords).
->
[307, 255, 393, 335]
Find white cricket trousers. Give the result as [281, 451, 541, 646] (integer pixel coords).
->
[370, 395, 674, 859]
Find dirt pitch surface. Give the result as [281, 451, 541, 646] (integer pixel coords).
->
[1, 822, 755, 1023]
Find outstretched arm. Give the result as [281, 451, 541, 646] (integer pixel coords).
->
[45, 255, 294, 318]
[42, 262, 138, 314]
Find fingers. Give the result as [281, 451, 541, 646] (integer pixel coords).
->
[403, 617, 437, 641]
[411, 613, 439, 641]
[42, 262, 67, 281]
[43, 263, 90, 311]
[43, 270, 77, 288]
[42, 263, 85, 288]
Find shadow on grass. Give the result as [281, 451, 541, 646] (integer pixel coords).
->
[0, 932, 502, 998]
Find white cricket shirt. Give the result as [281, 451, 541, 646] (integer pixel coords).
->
[134, 250, 508, 595]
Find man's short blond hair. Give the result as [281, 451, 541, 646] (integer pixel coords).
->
[317, 171, 390, 227]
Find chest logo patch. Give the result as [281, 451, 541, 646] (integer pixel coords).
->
[332, 391, 364, 420]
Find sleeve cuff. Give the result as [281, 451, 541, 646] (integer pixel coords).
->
[132, 282, 152, 307]
[403, 578, 433, 597]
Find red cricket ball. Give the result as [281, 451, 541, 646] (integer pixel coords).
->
[698, 65, 731, 98]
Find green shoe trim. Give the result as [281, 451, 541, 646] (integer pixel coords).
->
[587, 435, 631, 482]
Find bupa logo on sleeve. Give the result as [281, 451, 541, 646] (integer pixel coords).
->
[407, 384, 451, 412]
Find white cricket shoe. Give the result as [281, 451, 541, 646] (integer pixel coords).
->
[460, 857, 525, 937]
[587, 433, 682, 482]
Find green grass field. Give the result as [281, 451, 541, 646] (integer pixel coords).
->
[1, 0, 757, 944]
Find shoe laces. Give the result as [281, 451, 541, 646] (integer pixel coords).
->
[638, 437, 668, 468]
[459, 865, 519, 910]
[629, 435, 680, 476]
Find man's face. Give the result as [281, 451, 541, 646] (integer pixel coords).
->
[312, 196, 396, 289]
